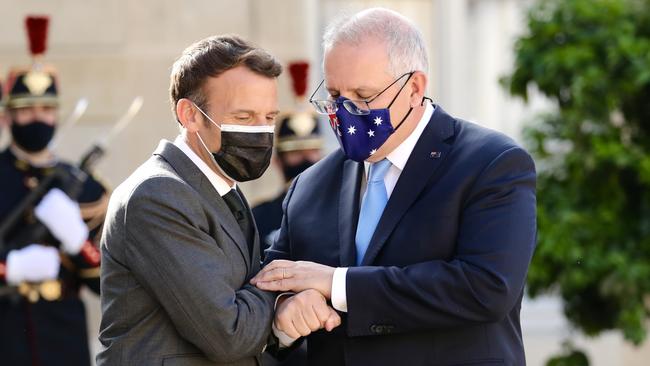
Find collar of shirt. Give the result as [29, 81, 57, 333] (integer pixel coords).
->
[9, 145, 57, 168]
[363, 101, 435, 193]
[173, 135, 235, 197]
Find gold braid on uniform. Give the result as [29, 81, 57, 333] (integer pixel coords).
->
[77, 267, 101, 279]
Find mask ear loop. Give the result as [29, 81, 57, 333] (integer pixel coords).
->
[195, 129, 238, 183]
[195, 129, 215, 160]
[392, 108, 413, 132]
[385, 72, 415, 110]
[394, 97, 432, 132]
[192, 102, 222, 130]
[191, 101, 221, 164]
[386, 73, 415, 133]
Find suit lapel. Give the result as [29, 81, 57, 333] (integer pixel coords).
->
[361, 106, 457, 266]
[338, 158, 364, 267]
[153, 140, 251, 272]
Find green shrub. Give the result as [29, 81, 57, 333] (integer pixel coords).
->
[504, 0, 650, 363]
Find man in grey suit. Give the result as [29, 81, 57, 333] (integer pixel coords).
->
[97, 35, 339, 366]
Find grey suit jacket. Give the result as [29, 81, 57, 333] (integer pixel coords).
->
[97, 140, 274, 366]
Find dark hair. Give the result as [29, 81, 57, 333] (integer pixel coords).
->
[169, 34, 282, 121]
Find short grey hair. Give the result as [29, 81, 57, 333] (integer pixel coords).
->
[322, 8, 429, 77]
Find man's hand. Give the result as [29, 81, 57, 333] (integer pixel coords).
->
[251, 260, 335, 299]
[274, 289, 341, 339]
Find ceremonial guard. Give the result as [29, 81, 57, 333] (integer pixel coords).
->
[253, 61, 323, 252]
[0, 16, 109, 366]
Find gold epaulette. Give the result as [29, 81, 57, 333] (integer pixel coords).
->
[77, 267, 101, 279]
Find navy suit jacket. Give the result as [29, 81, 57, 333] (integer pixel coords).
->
[265, 106, 537, 366]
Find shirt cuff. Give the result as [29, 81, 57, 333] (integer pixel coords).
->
[331, 267, 348, 312]
[272, 321, 298, 348]
[273, 293, 298, 348]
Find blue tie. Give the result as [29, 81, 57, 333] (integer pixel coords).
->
[355, 159, 392, 266]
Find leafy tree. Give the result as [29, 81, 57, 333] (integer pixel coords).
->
[504, 0, 650, 363]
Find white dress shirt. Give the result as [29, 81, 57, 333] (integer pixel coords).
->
[331, 101, 435, 312]
[173, 136, 235, 196]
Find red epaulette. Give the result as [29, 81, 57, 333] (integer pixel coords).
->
[80, 240, 101, 266]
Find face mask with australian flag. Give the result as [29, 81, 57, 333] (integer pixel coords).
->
[328, 99, 397, 162]
[326, 72, 414, 162]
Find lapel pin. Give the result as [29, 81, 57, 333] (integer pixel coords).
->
[430, 151, 441, 159]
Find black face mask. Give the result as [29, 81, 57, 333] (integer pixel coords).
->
[212, 130, 274, 182]
[194, 103, 274, 182]
[11, 120, 55, 152]
[281, 160, 314, 182]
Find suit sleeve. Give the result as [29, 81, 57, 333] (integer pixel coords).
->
[263, 175, 300, 265]
[345, 146, 537, 336]
[124, 177, 274, 363]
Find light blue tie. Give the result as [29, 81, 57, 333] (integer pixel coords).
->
[355, 159, 392, 266]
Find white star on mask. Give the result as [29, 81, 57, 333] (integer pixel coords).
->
[367, 129, 375, 137]
[369, 149, 377, 155]
[374, 116, 383, 126]
[347, 125, 357, 135]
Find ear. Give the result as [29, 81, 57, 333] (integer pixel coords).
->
[408, 71, 428, 108]
[176, 98, 200, 133]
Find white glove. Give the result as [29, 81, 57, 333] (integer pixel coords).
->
[6, 244, 61, 285]
[34, 188, 88, 255]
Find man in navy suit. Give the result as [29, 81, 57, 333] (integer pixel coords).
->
[253, 7, 536, 366]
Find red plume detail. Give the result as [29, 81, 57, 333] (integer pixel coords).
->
[26, 16, 50, 56]
[288, 61, 309, 98]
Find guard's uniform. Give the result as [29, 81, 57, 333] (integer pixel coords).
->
[0, 15, 109, 366]
[0, 148, 108, 366]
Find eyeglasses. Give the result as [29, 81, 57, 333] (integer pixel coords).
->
[309, 72, 414, 116]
